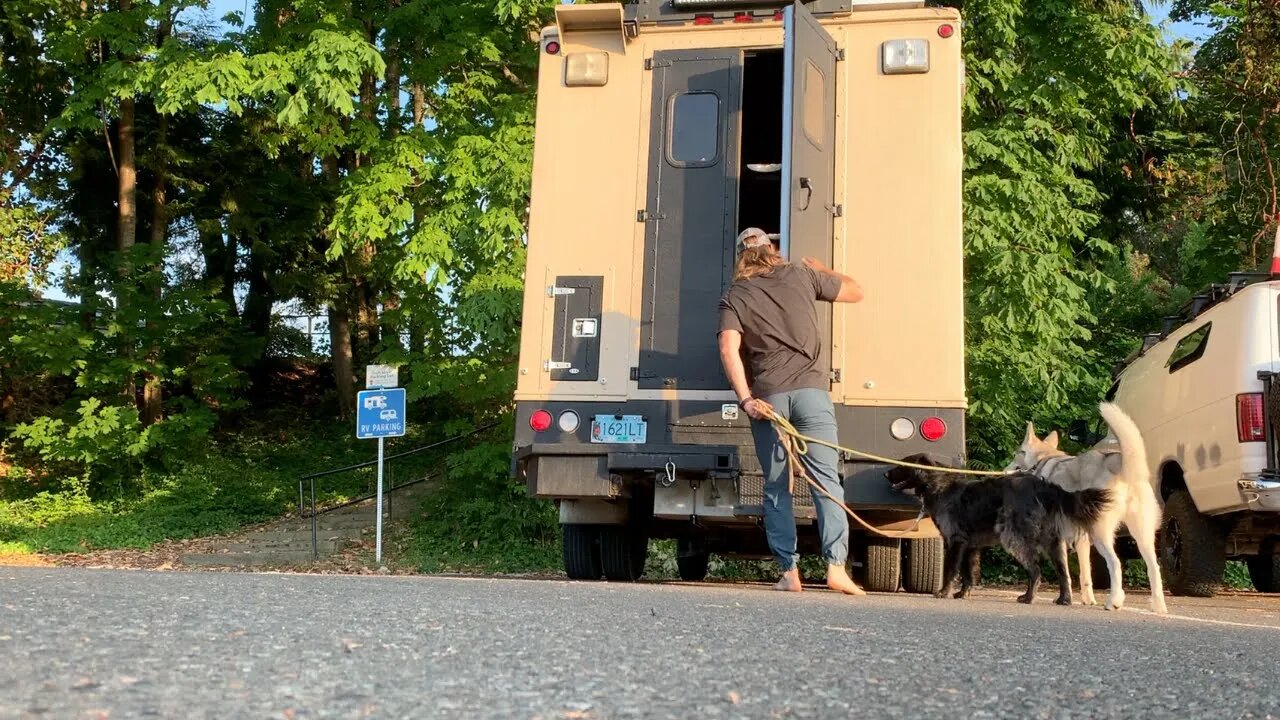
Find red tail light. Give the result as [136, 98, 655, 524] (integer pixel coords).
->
[734, 12, 753, 23]
[530, 409, 553, 433]
[693, 13, 713, 25]
[1238, 393, 1265, 442]
[920, 417, 947, 442]
[544, 40, 560, 55]
[938, 24, 955, 38]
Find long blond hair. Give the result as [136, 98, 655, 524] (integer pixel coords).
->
[734, 244, 785, 281]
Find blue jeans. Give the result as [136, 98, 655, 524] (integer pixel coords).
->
[749, 387, 849, 571]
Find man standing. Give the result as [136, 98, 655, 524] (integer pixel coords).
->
[717, 227, 865, 594]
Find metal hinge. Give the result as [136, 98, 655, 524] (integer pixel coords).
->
[547, 285, 576, 297]
[836, 48, 846, 62]
[545, 361, 572, 371]
[630, 367, 657, 381]
[830, 204, 843, 218]
[831, 369, 842, 383]
[637, 210, 665, 222]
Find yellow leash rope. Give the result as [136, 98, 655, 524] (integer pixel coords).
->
[763, 408, 1008, 539]
[765, 410, 1009, 477]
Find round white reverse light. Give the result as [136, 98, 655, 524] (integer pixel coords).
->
[890, 417, 916, 441]
[558, 410, 580, 433]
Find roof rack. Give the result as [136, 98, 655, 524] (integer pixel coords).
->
[1114, 270, 1272, 377]
[628, 0, 853, 23]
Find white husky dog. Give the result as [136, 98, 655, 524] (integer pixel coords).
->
[1006, 403, 1168, 614]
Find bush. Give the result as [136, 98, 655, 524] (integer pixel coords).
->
[407, 435, 560, 574]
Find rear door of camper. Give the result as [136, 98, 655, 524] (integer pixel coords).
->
[635, 2, 838, 392]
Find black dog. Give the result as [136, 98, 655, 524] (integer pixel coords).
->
[887, 454, 1110, 605]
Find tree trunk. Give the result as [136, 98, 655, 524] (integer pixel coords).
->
[140, 111, 168, 427]
[329, 297, 356, 419]
[353, 272, 380, 365]
[117, 93, 138, 405]
[412, 83, 426, 126]
[200, 221, 238, 316]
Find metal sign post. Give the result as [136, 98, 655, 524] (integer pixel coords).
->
[376, 436, 385, 563]
[356, 386, 406, 565]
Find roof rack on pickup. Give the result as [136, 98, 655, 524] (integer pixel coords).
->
[1115, 271, 1270, 376]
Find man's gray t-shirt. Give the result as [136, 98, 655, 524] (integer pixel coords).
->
[718, 263, 841, 398]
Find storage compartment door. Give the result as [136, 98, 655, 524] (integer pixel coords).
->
[780, 0, 838, 383]
[550, 276, 603, 382]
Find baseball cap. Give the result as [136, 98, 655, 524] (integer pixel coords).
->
[736, 227, 771, 253]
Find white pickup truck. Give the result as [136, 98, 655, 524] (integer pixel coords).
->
[1090, 272, 1279, 597]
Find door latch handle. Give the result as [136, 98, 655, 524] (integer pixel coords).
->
[798, 177, 813, 211]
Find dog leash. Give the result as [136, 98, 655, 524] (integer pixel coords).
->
[763, 407, 1007, 540]
[765, 410, 1010, 477]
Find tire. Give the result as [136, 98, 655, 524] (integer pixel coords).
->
[562, 524, 602, 580]
[676, 538, 710, 582]
[1158, 490, 1226, 598]
[1246, 553, 1280, 592]
[1089, 547, 1112, 591]
[864, 538, 902, 593]
[902, 537, 944, 594]
[600, 525, 648, 581]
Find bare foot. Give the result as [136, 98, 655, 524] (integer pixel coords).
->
[825, 564, 867, 596]
[774, 568, 803, 592]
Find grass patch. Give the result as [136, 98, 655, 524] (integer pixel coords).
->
[405, 439, 561, 574]
[0, 411, 452, 554]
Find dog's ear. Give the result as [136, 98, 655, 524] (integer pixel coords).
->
[1044, 430, 1060, 449]
[1024, 421, 1036, 443]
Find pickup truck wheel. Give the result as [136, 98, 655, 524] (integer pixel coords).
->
[600, 525, 648, 581]
[562, 524, 602, 580]
[676, 538, 710, 582]
[864, 538, 902, 593]
[902, 537, 944, 594]
[1158, 490, 1225, 597]
[1246, 551, 1280, 592]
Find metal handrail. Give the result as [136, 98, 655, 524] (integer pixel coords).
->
[298, 421, 501, 482]
[294, 421, 502, 560]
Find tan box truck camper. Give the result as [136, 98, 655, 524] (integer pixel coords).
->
[512, 0, 966, 591]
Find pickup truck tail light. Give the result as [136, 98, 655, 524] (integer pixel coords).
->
[1238, 393, 1265, 443]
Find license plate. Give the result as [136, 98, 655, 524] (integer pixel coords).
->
[591, 415, 647, 444]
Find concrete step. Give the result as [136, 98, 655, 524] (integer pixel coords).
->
[247, 528, 368, 543]
[181, 550, 320, 567]
[218, 539, 345, 554]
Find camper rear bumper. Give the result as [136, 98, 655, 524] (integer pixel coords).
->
[511, 399, 965, 508]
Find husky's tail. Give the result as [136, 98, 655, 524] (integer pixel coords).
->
[1099, 402, 1151, 493]
[1060, 487, 1112, 527]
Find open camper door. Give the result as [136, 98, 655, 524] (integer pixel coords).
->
[781, 1, 838, 380]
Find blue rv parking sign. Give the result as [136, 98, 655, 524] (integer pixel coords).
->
[356, 388, 406, 439]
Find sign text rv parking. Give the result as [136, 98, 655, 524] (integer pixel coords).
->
[356, 388, 406, 439]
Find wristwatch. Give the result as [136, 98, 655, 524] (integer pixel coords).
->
[737, 397, 754, 409]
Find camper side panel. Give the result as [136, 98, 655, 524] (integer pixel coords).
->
[516, 30, 647, 402]
[830, 13, 965, 408]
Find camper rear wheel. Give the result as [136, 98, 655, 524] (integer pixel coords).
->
[902, 537, 944, 594]
[864, 538, 902, 593]
[1159, 490, 1225, 597]
[1089, 547, 1113, 591]
[676, 538, 710, 582]
[562, 524, 602, 580]
[600, 524, 649, 581]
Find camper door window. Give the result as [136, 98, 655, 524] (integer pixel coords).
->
[667, 91, 720, 167]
